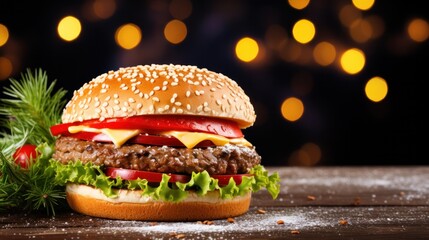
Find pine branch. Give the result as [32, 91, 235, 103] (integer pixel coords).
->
[0, 68, 67, 146]
[0, 68, 68, 215]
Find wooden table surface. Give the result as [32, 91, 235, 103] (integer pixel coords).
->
[1, 166, 428, 239]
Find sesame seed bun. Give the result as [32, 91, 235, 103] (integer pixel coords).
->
[65, 184, 251, 221]
[62, 64, 256, 128]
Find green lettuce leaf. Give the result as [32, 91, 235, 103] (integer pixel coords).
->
[49, 159, 281, 202]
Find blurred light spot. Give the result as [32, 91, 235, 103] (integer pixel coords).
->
[288, 0, 310, 10]
[0, 24, 9, 47]
[288, 143, 322, 167]
[313, 41, 336, 66]
[349, 18, 373, 43]
[352, 0, 375, 11]
[279, 41, 302, 62]
[292, 19, 316, 44]
[340, 48, 365, 74]
[169, 0, 192, 20]
[164, 19, 187, 44]
[0, 57, 13, 80]
[301, 142, 322, 165]
[365, 76, 388, 102]
[288, 142, 321, 166]
[57, 16, 82, 41]
[115, 23, 142, 50]
[367, 15, 385, 39]
[93, 0, 116, 19]
[265, 24, 288, 51]
[407, 18, 429, 42]
[339, 4, 362, 27]
[235, 37, 259, 62]
[281, 97, 304, 122]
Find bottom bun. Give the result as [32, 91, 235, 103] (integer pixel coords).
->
[65, 183, 252, 221]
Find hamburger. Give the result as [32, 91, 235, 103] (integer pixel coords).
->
[49, 64, 280, 221]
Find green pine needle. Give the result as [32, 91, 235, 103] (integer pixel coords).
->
[0, 68, 68, 215]
[0, 68, 67, 149]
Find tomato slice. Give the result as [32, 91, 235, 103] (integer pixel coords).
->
[106, 167, 191, 183]
[211, 174, 254, 186]
[50, 115, 243, 138]
[67, 132, 215, 147]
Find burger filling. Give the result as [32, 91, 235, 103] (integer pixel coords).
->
[53, 136, 261, 175]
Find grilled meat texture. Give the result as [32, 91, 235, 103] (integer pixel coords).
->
[53, 136, 261, 175]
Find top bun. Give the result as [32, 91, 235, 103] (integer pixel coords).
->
[62, 64, 256, 128]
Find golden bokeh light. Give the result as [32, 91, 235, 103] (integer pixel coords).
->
[279, 41, 302, 62]
[169, 0, 193, 20]
[115, 23, 142, 50]
[164, 19, 187, 44]
[407, 18, 429, 42]
[0, 57, 13, 80]
[0, 24, 9, 47]
[235, 37, 259, 62]
[340, 48, 365, 74]
[288, 0, 310, 10]
[281, 97, 304, 122]
[93, 0, 116, 19]
[339, 4, 362, 27]
[288, 142, 322, 166]
[366, 15, 385, 39]
[349, 18, 373, 43]
[57, 16, 82, 41]
[365, 76, 388, 102]
[292, 19, 316, 44]
[265, 24, 288, 51]
[352, 0, 375, 11]
[313, 41, 336, 66]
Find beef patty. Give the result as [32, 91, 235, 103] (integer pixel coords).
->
[53, 136, 262, 175]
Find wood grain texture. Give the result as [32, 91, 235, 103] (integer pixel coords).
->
[1, 166, 428, 239]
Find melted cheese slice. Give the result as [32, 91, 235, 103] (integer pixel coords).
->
[165, 131, 251, 148]
[68, 126, 252, 148]
[68, 126, 140, 147]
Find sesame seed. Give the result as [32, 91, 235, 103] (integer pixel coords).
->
[152, 97, 160, 102]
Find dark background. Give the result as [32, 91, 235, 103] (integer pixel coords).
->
[0, 0, 427, 166]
